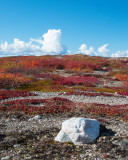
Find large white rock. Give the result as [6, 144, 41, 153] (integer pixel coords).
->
[55, 117, 100, 145]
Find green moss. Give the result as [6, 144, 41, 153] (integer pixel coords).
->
[94, 88, 116, 93]
[50, 140, 58, 144]
[64, 141, 75, 145]
[16, 80, 53, 91]
[16, 80, 74, 92]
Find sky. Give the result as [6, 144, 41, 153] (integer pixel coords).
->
[0, 0, 128, 57]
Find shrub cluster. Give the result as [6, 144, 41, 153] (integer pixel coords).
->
[79, 103, 128, 121]
[114, 74, 128, 81]
[0, 90, 36, 100]
[55, 76, 98, 86]
[0, 73, 32, 89]
[0, 97, 74, 114]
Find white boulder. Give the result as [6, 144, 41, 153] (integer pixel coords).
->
[55, 117, 100, 145]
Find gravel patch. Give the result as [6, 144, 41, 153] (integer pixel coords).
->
[0, 90, 128, 159]
[0, 112, 128, 160]
[1, 91, 128, 106]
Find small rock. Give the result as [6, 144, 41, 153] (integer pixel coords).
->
[1, 156, 10, 160]
[13, 144, 20, 148]
[115, 92, 117, 95]
[25, 156, 32, 159]
[28, 115, 43, 121]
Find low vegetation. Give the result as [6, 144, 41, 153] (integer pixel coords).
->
[0, 55, 128, 121]
[0, 55, 128, 159]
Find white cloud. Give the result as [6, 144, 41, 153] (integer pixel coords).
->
[66, 50, 72, 55]
[0, 30, 128, 58]
[111, 50, 128, 57]
[31, 29, 64, 54]
[77, 44, 97, 56]
[42, 29, 64, 53]
[0, 29, 66, 57]
[98, 44, 110, 56]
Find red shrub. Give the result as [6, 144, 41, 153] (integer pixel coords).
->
[115, 74, 128, 81]
[0, 97, 74, 114]
[0, 73, 32, 89]
[118, 91, 128, 96]
[85, 103, 128, 121]
[0, 90, 37, 100]
[55, 76, 98, 86]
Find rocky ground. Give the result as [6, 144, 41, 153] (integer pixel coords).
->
[0, 91, 128, 160]
[0, 70, 128, 160]
[0, 111, 128, 160]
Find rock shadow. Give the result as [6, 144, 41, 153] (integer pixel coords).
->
[100, 124, 116, 137]
[0, 134, 6, 141]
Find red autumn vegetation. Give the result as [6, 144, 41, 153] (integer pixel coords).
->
[0, 90, 37, 100]
[0, 55, 128, 121]
[0, 97, 127, 121]
[0, 97, 74, 114]
[55, 76, 98, 86]
[114, 74, 128, 81]
[0, 73, 32, 89]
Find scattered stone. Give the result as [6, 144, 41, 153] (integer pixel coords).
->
[1, 156, 10, 160]
[55, 117, 100, 145]
[0, 112, 128, 159]
[25, 156, 32, 159]
[13, 144, 20, 148]
[28, 115, 43, 122]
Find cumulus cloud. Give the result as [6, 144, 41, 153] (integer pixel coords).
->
[31, 29, 65, 54]
[66, 50, 72, 55]
[77, 44, 97, 56]
[0, 39, 41, 54]
[111, 50, 128, 57]
[42, 29, 64, 53]
[0, 30, 128, 58]
[0, 29, 66, 57]
[98, 44, 110, 56]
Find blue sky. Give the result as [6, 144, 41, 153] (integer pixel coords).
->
[0, 0, 128, 57]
